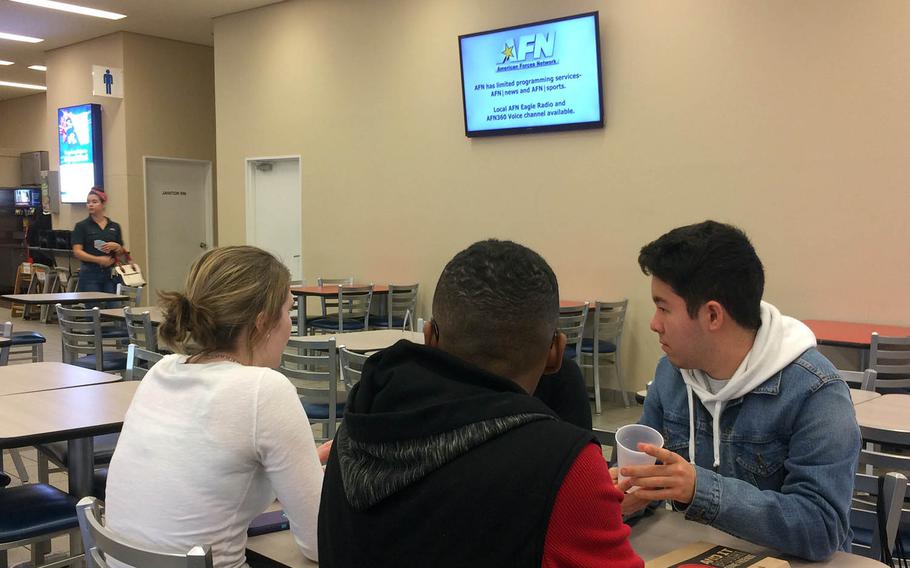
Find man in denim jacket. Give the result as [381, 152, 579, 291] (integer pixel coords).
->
[616, 221, 861, 561]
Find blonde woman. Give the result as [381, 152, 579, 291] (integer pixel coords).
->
[104, 246, 326, 567]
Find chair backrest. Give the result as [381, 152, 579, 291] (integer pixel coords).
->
[56, 304, 104, 368]
[54, 266, 77, 293]
[870, 333, 910, 391]
[851, 471, 908, 560]
[125, 343, 164, 381]
[27, 263, 54, 294]
[593, 299, 628, 351]
[317, 276, 354, 316]
[840, 368, 878, 391]
[558, 303, 589, 362]
[339, 347, 371, 389]
[385, 283, 419, 330]
[279, 338, 340, 437]
[337, 284, 373, 330]
[123, 307, 158, 351]
[76, 496, 213, 568]
[0, 321, 11, 366]
[116, 283, 143, 307]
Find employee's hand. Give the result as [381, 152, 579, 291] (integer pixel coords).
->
[317, 440, 333, 465]
[610, 466, 652, 515]
[619, 444, 696, 505]
[100, 242, 121, 254]
[100, 255, 116, 267]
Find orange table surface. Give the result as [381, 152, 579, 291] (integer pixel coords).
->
[802, 319, 910, 348]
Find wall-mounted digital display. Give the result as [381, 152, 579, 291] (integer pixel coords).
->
[14, 188, 31, 207]
[459, 12, 604, 137]
[58, 103, 103, 203]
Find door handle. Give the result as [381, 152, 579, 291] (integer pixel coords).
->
[199, 242, 208, 249]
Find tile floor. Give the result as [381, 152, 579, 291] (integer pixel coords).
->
[0, 306, 645, 566]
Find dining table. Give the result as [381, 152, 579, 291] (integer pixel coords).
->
[245, 506, 885, 567]
[853, 393, 910, 446]
[290, 285, 390, 335]
[803, 319, 910, 369]
[1, 292, 129, 305]
[292, 330, 424, 352]
[99, 305, 164, 325]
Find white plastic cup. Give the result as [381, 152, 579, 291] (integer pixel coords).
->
[615, 424, 665, 486]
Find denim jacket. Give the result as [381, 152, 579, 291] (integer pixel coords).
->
[639, 347, 861, 561]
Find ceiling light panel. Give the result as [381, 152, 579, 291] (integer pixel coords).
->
[0, 80, 47, 90]
[0, 60, 14, 66]
[0, 31, 44, 43]
[10, 0, 126, 20]
[28, 65, 47, 71]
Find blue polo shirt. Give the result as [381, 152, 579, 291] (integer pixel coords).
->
[72, 216, 123, 258]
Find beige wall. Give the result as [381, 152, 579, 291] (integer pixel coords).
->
[45, 33, 128, 235]
[0, 93, 48, 186]
[213, 0, 910, 391]
[122, 33, 217, 271]
[42, 33, 215, 270]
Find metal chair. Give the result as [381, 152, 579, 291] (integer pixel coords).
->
[840, 368, 878, 391]
[309, 285, 373, 334]
[279, 338, 342, 442]
[579, 299, 630, 413]
[871, 333, 910, 393]
[56, 305, 128, 373]
[372, 283, 419, 330]
[558, 302, 589, 367]
[76, 496, 213, 568]
[115, 283, 143, 308]
[0, 477, 82, 568]
[316, 276, 354, 320]
[851, 470, 907, 561]
[0, 320, 45, 365]
[125, 343, 164, 382]
[339, 347, 371, 390]
[22, 263, 53, 322]
[54, 266, 78, 293]
[123, 307, 158, 352]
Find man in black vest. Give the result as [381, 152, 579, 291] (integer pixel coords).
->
[318, 239, 642, 568]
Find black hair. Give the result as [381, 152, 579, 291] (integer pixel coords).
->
[638, 220, 764, 330]
[432, 239, 559, 372]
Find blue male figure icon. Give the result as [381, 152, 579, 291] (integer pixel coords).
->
[103, 69, 113, 95]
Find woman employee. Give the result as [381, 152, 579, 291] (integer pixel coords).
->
[71, 187, 124, 293]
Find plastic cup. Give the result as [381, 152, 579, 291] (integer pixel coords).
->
[615, 424, 665, 486]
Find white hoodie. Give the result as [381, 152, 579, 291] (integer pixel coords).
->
[680, 301, 817, 469]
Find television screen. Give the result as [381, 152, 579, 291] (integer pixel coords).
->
[14, 188, 31, 207]
[58, 103, 103, 203]
[459, 12, 604, 137]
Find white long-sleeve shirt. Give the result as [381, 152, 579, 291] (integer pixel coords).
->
[105, 354, 322, 568]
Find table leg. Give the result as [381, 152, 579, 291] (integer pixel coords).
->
[297, 296, 308, 336]
[67, 437, 94, 566]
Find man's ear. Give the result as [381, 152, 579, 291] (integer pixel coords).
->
[543, 332, 567, 374]
[703, 301, 725, 331]
[424, 320, 439, 347]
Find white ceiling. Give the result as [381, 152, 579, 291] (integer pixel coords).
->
[0, 0, 281, 101]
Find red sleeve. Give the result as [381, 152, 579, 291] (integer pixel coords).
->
[542, 443, 644, 568]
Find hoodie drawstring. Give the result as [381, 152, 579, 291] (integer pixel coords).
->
[686, 384, 696, 466]
[686, 383, 722, 470]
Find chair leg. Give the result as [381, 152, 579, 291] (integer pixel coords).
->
[38, 451, 50, 484]
[593, 358, 602, 415]
[8, 448, 29, 482]
[35, 343, 44, 362]
[0, 548, 8, 568]
[615, 355, 630, 408]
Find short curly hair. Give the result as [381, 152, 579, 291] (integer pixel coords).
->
[432, 239, 559, 372]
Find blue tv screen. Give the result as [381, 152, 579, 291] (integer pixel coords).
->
[459, 12, 604, 137]
[58, 103, 103, 203]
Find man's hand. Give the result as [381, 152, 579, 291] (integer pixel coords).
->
[100, 242, 121, 254]
[609, 466, 652, 515]
[619, 443, 696, 504]
[317, 440, 333, 465]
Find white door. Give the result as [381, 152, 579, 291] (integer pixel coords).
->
[245, 156, 302, 282]
[144, 157, 213, 297]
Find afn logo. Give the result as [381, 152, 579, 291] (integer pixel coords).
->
[500, 32, 555, 64]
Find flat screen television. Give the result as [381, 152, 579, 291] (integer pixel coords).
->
[459, 12, 604, 138]
[58, 103, 103, 203]
[14, 188, 31, 207]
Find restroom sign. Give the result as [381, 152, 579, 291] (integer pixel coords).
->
[92, 65, 123, 98]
